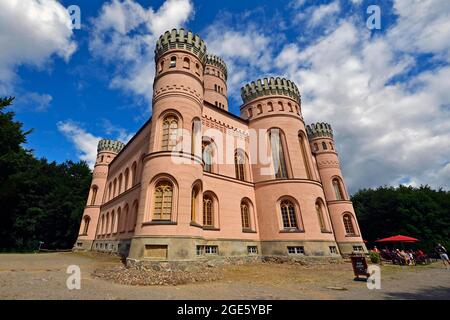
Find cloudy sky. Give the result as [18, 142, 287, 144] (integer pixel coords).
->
[1, 0, 449, 193]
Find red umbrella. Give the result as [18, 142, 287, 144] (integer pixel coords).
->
[375, 235, 419, 243]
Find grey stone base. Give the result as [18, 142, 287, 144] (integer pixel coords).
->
[337, 242, 368, 256]
[90, 238, 132, 258]
[73, 239, 93, 251]
[260, 240, 342, 257]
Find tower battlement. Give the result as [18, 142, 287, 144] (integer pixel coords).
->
[205, 54, 227, 80]
[306, 122, 334, 140]
[240, 77, 301, 104]
[155, 28, 207, 63]
[97, 139, 124, 154]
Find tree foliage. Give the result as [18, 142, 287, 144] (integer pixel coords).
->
[352, 185, 450, 252]
[0, 97, 91, 251]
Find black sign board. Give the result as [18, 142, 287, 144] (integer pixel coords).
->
[351, 255, 369, 279]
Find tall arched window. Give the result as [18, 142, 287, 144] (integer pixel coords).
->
[191, 118, 201, 156]
[332, 178, 345, 200]
[299, 133, 312, 179]
[234, 150, 246, 181]
[203, 195, 214, 226]
[161, 115, 179, 151]
[153, 181, 173, 221]
[108, 182, 112, 201]
[280, 200, 298, 229]
[123, 205, 129, 232]
[315, 199, 327, 232]
[118, 174, 123, 194]
[191, 186, 200, 221]
[90, 186, 98, 205]
[82, 216, 90, 234]
[268, 102, 274, 112]
[343, 213, 355, 235]
[113, 179, 117, 198]
[116, 208, 121, 233]
[241, 201, 250, 229]
[202, 140, 214, 173]
[130, 201, 138, 231]
[269, 129, 288, 179]
[322, 141, 328, 150]
[100, 215, 105, 235]
[183, 57, 190, 69]
[124, 168, 130, 191]
[131, 162, 137, 186]
[158, 60, 164, 73]
[105, 212, 110, 235]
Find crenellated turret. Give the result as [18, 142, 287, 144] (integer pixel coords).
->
[155, 28, 207, 63]
[204, 53, 228, 110]
[241, 77, 301, 105]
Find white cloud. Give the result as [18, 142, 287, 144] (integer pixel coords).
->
[308, 1, 340, 27]
[16, 92, 53, 112]
[57, 121, 101, 168]
[0, 0, 76, 94]
[89, 0, 193, 105]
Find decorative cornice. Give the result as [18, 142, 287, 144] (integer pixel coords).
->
[97, 139, 124, 154]
[306, 122, 333, 140]
[240, 77, 301, 104]
[155, 28, 207, 63]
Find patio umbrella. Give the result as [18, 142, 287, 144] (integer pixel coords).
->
[375, 235, 419, 243]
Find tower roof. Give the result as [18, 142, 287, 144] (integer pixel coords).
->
[306, 122, 334, 140]
[97, 139, 125, 153]
[154, 28, 207, 63]
[205, 54, 227, 80]
[240, 77, 301, 104]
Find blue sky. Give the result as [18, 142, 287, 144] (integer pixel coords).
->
[1, 0, 449, 193]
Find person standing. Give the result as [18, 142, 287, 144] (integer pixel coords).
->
[435, 243, 450, 268]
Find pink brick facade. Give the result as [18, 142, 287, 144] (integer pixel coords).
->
[74, 29, 366, 261]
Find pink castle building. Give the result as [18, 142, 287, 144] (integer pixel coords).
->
[75, 29, 366, 262]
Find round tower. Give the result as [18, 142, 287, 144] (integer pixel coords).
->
[129, 29, 206, 261]
[203, 54, 228, 110]
[75, 139, 124, 250]
[306, 123, 366, 255]
[241, 77, 339, 257]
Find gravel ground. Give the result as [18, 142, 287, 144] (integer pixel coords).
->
[0, 252, 449, 300]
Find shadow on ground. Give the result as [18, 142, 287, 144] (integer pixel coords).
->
[384, 286, 450, 300]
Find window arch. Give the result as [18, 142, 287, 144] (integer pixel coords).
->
[191, 118, 201, 156]
[240, 200, 251, 229]
[203, 194, 214, 227]
[116, 208, 121, 233]
[100, 214, 105, 235]
[299, 132, 312, 179]
[124, 168, 130, 191]
[202, 139, 215, 173]
[313, 143, 319, 152]
[90, 186, 98, 205]
[278, 101, 284, 111]
[288, 103, 293, 112]
[343, 213, 356, 235]
[268, 102, 274, 112]
[234, 149, 246, 181]
[158, 60, 164, 73]
[332, 178, 345, 200]
[269, 128, 289, 179]
[118, 174, 123, 194]
[248, 107, 253, 118]
[169, 56, 176, 68]
[130, 201, 138, 231]
[131, 161, 137, 186]
[105, 212, 110, 235]
[191, 183, 201, 222]
[183, 57, 190, 69]
[82, 216, 90, 234]
[123, 205, 129, 232]
[280, 200, 298, 229]
[108, 182, 112, 201]
[257, 104, 263, 114]
[315, 199, 327, 232]
[322, 141, 328, 150]
[161, 114, 179, 151]
[113, 178, 117, 198]
[153, 181, 173, 221]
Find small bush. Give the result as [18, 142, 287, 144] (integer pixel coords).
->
[369, 251, 381, 264]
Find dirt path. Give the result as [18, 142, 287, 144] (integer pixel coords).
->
[0, 252, 448, 299]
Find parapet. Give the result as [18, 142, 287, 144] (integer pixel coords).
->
[306, 123, 334, 140]
[240, 77, 301, 104]
[97, 139, 125, 154]
[205, 54, 227, 80]
[155, 28, 207, 63]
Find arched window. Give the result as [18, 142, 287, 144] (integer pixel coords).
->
[110, 211, 115, 234]
[280, 200, 298, 229]
[116, 208, 121, 233]
[313, 143, 319, 152]
[203, 195, 213, 226]
[299, 133, 312, 179]
[118, 174, 123, 194]
[191, 186, 200, 221]
[332, 178, 345, 200]
[268, 102, 274, 112]
[269, 128, 288, 179]
[169, 56, 176, 68]
[131, 162, 137, 186]
[82, 216, 90, 234]
[214, 84, 217, 92]
[100, 215, 105, 235]
[278, 101, 284, 111]
[202, 140, 214, 173]
[343, 213, 355, 235]
[158, 60, 164, 73]
[248, 107, 253, 118]
[315, 200, 327, 232]
[124, 168, 130, 191]
[183, 57, 190, 69]
[234, 150, 246, 181]
[90, 186, 98, 205]
[108, 182, 112, 201]
[195, 63, 200, 75]
[105, 212, 110, 235]
[241, 201, 250, 229]
[330, 142, 334, 150]
[130, 201, 138, 231]
[153, 181, 173, 221]
[322, 141, 328, 150]
[257, 104, 263, 114]
[288, 103, 293, 112]
[161, 115, 179, 151]
[113, 178, 117, 198]
[123, 205, 129, 232]
[191, 118, 201, 156]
